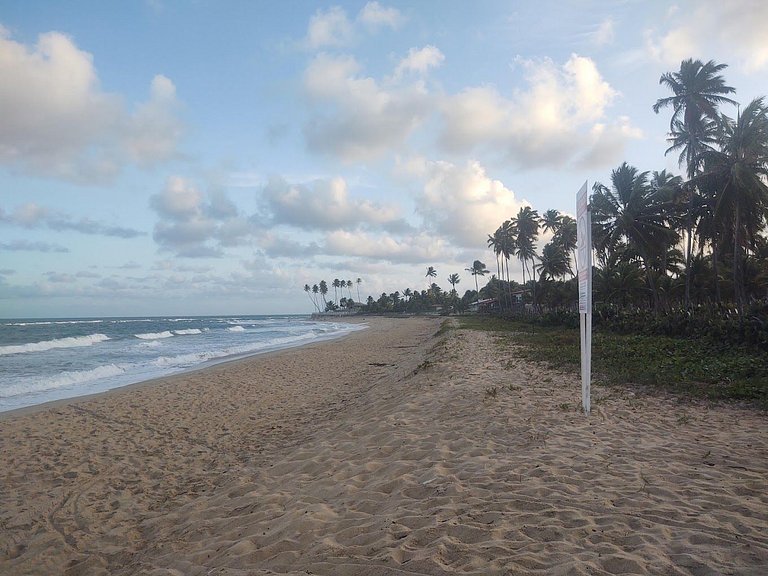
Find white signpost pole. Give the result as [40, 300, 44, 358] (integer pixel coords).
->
[576, 182, 592, 415]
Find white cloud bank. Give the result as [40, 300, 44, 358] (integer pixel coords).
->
[300, 43, 639, 169]
[150, 177, 250, 257]
[646, 0, 768, 72]
[0, 27, 182, 182]
[439, 54, 641, 168]
[303, 52, 432, 161]
[305, 2, 403, 49]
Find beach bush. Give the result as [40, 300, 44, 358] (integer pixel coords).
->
[458, 316, 768, 408]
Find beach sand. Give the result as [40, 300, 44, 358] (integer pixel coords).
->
[1, 316, 767, 575]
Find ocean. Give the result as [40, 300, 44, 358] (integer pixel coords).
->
[0, 315, 365, 413]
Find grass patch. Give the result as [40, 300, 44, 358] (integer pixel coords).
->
[457, 316, 768, 408]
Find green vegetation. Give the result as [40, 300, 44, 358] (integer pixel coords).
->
[458, 316, 768, 408]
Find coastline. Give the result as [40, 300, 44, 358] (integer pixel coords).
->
[0, 315, 368, 420]
[2, 315, 767, 575]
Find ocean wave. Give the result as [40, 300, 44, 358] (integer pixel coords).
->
[149, 330, 333, 370]
[0, 333, 111, 356]
[227, 326, 246, 332]
[134, 331, 175, 340]
[0, 364, 126, 398]
[173, 329, 203, 335]
[6, 319, 105, 326]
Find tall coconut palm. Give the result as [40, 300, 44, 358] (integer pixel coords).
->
[425, 266, 437, 293]
[447, 273, 460, 296]
[510, 206, 540, 285]
[332, 278, 340, 304]
[553, 215, 577, 277]
[541, 209, 563, 236]
[319, 280, 329, 309]
[487, 228, 503, 285]
[304, 284, 317, 312]
[312, 284, 321, 310]
[653, 59, 737, 152]
[653, 58, 737, 306]
[465, 260, 489, 299]
[356, 277, 362, 302]
[591, 162, 678, 312]
[695, 97, 768, 309]
[346, 280, 354, 301]
[499, 219, 517, 305]
[537, 242, 572, 281]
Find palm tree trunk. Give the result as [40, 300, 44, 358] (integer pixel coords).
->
[684, 212, 693, 308]
[733, 206, 744, 312]
[712, 239, 722, 304]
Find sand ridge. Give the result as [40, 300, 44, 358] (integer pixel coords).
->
[1, 317, 767, 575]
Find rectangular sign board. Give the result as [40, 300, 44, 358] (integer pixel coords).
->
[576, 181, 591, 415]
[576, 182, 591, 314]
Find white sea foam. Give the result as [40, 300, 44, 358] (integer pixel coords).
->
[135, 331, 175, 340]
[227, 326, 246, 332]
[0, 333, 111, 356]
[173, 329, 202, 335]
[0, 364, 126, 398]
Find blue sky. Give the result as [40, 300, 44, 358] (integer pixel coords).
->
[1, 0, 766, 317]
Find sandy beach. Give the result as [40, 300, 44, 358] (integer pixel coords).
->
[1, 315, 767, 575]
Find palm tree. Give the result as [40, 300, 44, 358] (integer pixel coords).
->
[465, 260, 489, 299]
[425, 266, 437, 293]
[332, 278, 340, 304]
[304, 284, 319, 312]
[319, 280, 329, 309]
[653, 58, 737, 306]
[653, 59, 737, 162]
[499, 219, 517, 305]
[541, 209, 563, 236]
[537, 242, 572, 281]
[356, 277, 362, 302]
[510, 206, 540, 285]
[593, 247, 647, 307]
[447, 273, 460, 296]
[553, 215, 577, 277]
[312, 284, 321, 310]
[591, 162, 678, 312]
[695, 97, 768, 309]
[487, 229, 503, 286]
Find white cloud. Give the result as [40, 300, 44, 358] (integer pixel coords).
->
[123, 75, 183, 167]
[646, 0, 768, 72]
[302, 53, 431, 161]
[591, 18, 614, 46]
[407, 158, 526, 249]
[0, 28, 182, 182]
[306, 6, 353, 49]
[0, 202, 144, 237]
[150, 176, 203, 219]
[358, 2, 404, 30]
[260, 175, 408, 232]
[304, 2, 403, 49]
[0, 240, 69, 253]
[324, 230, 446, 263]
[394, 45, 444, 78]
[149, 177, 251, 257]
[439, 54, 638, 168]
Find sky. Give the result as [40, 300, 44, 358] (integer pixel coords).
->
[1, 0, 767, 318]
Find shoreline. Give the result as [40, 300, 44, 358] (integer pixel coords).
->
[2, 315, 767, 575]
[0, 315, 370, 421]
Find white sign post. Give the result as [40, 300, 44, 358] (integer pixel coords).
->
[576, 181, 592, 415]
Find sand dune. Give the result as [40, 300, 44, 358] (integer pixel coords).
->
[1, 316, 767, 575]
